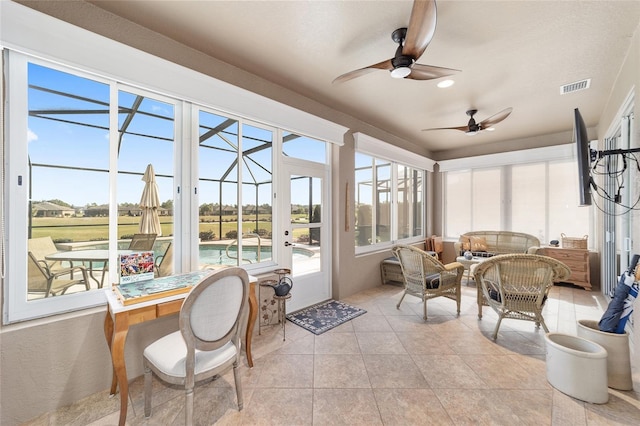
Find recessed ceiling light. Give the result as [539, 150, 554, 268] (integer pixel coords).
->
[437, 79, 454, 88]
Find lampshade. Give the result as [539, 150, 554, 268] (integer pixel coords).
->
[390, 67, 411, 79]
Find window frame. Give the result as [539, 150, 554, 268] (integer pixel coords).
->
[353, 133, 433, 255]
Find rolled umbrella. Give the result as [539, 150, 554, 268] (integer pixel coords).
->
[139, 163, 162, 236]
[599, 254, 639, 333]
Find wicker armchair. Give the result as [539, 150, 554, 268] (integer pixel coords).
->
[473, 253, 571, 340]
[392, 244, 464, 320]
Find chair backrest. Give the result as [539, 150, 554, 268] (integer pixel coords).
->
[28, 236, 63, 272]
[27, 251, 50, 293]
[156, 242, 173, 277]
[474, 254, 571, 302]
[392, 245, 444, 290]
[179, 267, 249, 354]
[129, 233, 157, 251]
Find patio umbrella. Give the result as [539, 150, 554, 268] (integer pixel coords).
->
[139, 163, 162, 236]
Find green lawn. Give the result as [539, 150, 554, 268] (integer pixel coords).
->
[30, 215, 278, 243]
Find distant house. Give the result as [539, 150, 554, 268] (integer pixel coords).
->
[31, 201, 75, 218]
[85, 205, 109, 217]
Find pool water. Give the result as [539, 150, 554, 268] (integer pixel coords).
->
[199, 244, 273, 265]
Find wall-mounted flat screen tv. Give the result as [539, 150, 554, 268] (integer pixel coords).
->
[574, 108, 593, 206]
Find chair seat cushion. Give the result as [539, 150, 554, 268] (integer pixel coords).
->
[425, 273, 440, 289]
[488, 289, 548, 305]
[143, 331, 237, 378]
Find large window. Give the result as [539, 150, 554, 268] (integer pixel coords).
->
[4, 51, 344, 323]
[442, 146, 591, 245]
[3, 4, 348, 322]
[355, 153, 425, 252]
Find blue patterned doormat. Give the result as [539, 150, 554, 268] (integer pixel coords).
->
[286, 300, 367, 335]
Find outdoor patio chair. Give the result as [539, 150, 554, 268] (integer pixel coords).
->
[128, 233, 157, 251]
[154, 242, 173, 277]
[143, 267, 250, 425]
[28, 251, 90, 297]
[473, 253, 571, 340]
[28, 236, 66, 274]
[392, 244, 465, 320]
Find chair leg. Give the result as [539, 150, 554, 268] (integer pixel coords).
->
[538, 315, 549, 333]
[456, 291, 461, 316]
[233, 360, 244, 410]
[396, 291, 407, 310]
[422, 298, 427, 321]
[144, 365, 152, 418]
[492, 316, 504, 340]
[185, 386, 194, 426]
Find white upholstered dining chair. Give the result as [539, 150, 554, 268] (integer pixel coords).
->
[143, 267, 250, 425]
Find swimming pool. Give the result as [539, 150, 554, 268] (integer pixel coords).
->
[87, 241, 312, 266]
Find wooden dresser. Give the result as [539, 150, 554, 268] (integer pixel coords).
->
[538, 247, 591, 290]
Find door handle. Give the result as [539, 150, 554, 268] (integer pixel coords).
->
[284, 241, 295, 247]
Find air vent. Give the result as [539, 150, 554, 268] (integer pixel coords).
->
[560, 79, 591, 95]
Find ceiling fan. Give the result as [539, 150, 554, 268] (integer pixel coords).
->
[423, 107, 513, 135]
[332, 0, 459, 84]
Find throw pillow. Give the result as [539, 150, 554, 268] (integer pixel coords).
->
[460, 236, 471, 252]
[470, 236, 488, 252]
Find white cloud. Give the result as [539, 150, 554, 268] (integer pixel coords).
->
[27, 128, 38, 143]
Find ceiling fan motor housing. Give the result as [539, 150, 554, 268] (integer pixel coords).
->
[466, 109, 479, 132]
[391, 55, 413, 69]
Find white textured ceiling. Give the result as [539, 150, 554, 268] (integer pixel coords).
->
[84, 0, 640, 154]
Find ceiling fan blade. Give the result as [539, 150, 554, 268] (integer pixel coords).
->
[479, 107, 513, 128]
[403, 0, 437, 60]
[422, 125, 469, 132]
[332, 59, 393, 84]
[405, 63, 459, 80]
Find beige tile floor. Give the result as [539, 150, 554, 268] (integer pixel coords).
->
[24, 283, 640, 425]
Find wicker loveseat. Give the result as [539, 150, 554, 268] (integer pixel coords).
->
[453, 231, 540, 257]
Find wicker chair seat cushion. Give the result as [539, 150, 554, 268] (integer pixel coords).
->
[425, 273, 440, 289]
[488, 288, 548, 305]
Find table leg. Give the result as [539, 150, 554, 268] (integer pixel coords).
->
[103, 310, 117, 395]
[105, 309, 130, 426]
[245, 282, 256, 368]
[87, 260, 101, 288]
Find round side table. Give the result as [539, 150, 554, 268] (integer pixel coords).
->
[258, 279, 278, 336]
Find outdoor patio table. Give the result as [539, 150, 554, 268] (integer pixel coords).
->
[46, 249, 134, 288]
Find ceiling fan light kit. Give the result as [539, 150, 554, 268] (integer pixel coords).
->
[390, 66, 411, 78]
